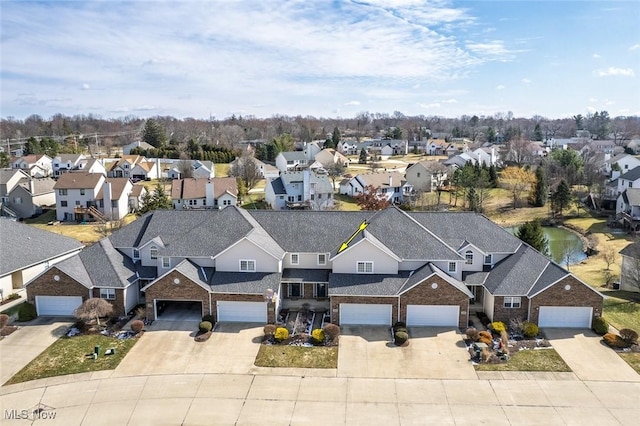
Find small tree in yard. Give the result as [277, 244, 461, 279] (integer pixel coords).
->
[74, 298, 113, 327]
[354, 185, 391, 210]
[600, 246, 617, 270]
[516, 221, 549, 255]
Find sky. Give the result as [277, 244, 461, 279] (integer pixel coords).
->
[1, 0, 639, 120]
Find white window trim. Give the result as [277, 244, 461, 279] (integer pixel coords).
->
[162, 257, 170, 268]
[290, 253, 299, 265]
[317, 253, 327, 266]
[133, 249, 140, 260]
[356, 261, 374, 274]
[100, 288, 116, 300]
[150, 246, 158, 260]
[448, 262, 456, 272]
[465, 250, 474, 265]
[504, 296, 521, 308]
[288, 283, 303, 297]
[240, 259, 256, 272]
[484, 254, 492, 264]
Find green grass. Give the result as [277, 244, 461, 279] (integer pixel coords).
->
[474, 349, 571, 372]
[5, 335, 137, 385]
[334, 193, 361, 211]
[602, 294, 640, 331]
[215, 163, 230, 177]
[254, 345, 338, 368]
[618, 352, 640, 374]
[24, 209, 57, 225]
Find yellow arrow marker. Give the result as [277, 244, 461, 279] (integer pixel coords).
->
[338, 221, 368, 253]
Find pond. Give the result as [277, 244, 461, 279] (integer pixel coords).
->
[505, 226, 587, 266]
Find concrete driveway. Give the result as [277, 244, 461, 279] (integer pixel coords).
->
[545, 328, 640, 382]
[0, 317, 71, 385]
[338, 326, 476, 379]
[114, 322, 264, 377]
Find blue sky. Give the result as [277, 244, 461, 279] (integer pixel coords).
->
[1, 0, 638, 120]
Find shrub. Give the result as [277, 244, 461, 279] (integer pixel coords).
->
[7, 293, 20, 301]
[274, 327, 289, 341]
[603, 332, 630, 349]
[0, 314, 9, 329]
[73, 318, 88, 333]
[619, 328, 638, 344]
[199, 321, 212, 333]
[130, 320, 144, 333]
[592, 317, 609, 335]
[491, 321, 506, 333]
[202, 315, 216, 324]
[394, 327, 408, 335]
[18, 302, 37, 322]
[523, 322, 539, 338]
[311, 328, 325, 344]
[509, 317, 525, 334]
[135, 306, 146, 319]
[324, 323, 340, 341]
[394, 331, 409, 346]
[263, 324, 277, 337]
[466, 328, 479, 341]
[393, 321, 406, 331]
[478, 330, 492, 340]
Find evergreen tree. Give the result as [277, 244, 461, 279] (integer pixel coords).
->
[331, 126, 341, 148]
[551, 179, 572, 215]
[141, 118, 167, 148]
[358, 148, 368, 164]
[488, 164, 498, 187]
[516, 221, 549, 255]
[139, 183, 172, 214]
[531, 167, 548, 207]
[533, 123, 543, 141]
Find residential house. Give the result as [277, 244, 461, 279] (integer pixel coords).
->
[229, 157, 279, 180]
[404, 161, 448, 192]
[619, 242, 640, 293]
[265, 170, 334, 210]
[130, 160, 159, 181]
[96, 178, 134, 220]
[275, 151, 309, 172]
[108, 155, 146, 178]
[616, 167, 640, 197]
[171, 177, 238, 210]
[314, 149, 349, 169]
[12, 154, 53, 178]
[303, 141, 323, 160]
[0, 220, 82, 300]
[129, 184, 147, 212]
[616, 188, 640, 232]
[1, 169, 29, 201]
[83, 158, 107, 175]
[580, 140, 619, 156]
[167, 160, 215, 180]
[4, 177, 56, 219]
[602, 154, 640, 179]
[25, 207, 603, 329]
[425, 139, 448, 156]
[52, 154, 87, 177]
[339, 171, 411, 204]
[123, 141, 155, 155]
[625, 139, 640, 154]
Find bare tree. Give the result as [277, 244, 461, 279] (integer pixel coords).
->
[326, 162, 346, 192]
[600, 246, 618, 270]
[177, 153, 193, 179]
[215, 124, 245, 148]
[74, 298, 113, 326]
[95, 218, 126, 238]
[505, 138, 534, 166]
[229, 152, 261, 192]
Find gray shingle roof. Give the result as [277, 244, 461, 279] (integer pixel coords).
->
[209, 271, 281, 294]
[483, 244, 554, 295]
[79, 239, 137, 288]
[269, 177, 287, 195]
[621, 188, 640, 206]
[49, 255, 92, 288]
[409, 212, 522, 253]
[462, 271, 489, 285]
[329, 272, 411, 296]
[173, 260, 211, 290]
[0, 220, 83, 277]
[280, 151, 308, 161]
[397, 263, 473, 297]
[620, 242, 640, 258]
[527, 262, 571, 296]
[619, 167, 640, 181]
[282, 269, 330, 282]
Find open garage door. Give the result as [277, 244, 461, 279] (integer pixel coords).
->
[35, 295, 82, 316]
[340, 303, 392, 325]
[407, 305, 459, 327]
[217, 301, 267, 323]
[538, 306, 593, 328]
[155, 300, 203, 321]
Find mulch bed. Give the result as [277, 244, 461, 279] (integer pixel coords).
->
[466, 336, 552, 364]
[0, 326, 19, 337]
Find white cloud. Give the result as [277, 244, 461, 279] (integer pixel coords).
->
[81, 83, 90, 90]
[496, 85, 505, 90]
[630, 44, 640, 51]
[344, 101, 361, 106]
[592, 53, 601, 59]
[596, 67, 635, 77]
[419, 102, 441, 109]
[521, 78, 531, 84]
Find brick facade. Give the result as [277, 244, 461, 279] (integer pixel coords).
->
[212, 293, 276, 323]
[91, 288, 126, 317]
[399, 275, 470, 328]
[492, 296, 530, 324]
[330, 296, 398, 325]
[529, 276, 603, 325]
[26, 267, 90, 305]
[144, 271, 211, 321]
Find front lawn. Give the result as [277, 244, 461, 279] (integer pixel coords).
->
[602, 293, 640, 331]
[5, 335, 137, 385]
[618, 352, 640, 374]
[474, 349, 571, 372]
[254, 345, 338, 368]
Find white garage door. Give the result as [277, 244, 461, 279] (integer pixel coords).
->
[538, 306, 593, 328]
[35, 296, 83, 316]
[407, 305, 459, 327]
[217, 301, 267, 323]
[340, 303, 392, 325]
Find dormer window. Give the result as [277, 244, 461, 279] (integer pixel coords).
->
[357, 261, 373, 274]
[133, 249, 140, 260]
[150, 246, 158, 260]
[484, 254, 492, 265]
[290, 253, 299, 265]
[465, 251, 474, 265]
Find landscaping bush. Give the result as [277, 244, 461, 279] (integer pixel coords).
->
[324, 323, 340, 341]
[311, 328, 325, 344]
[274, 327, 289, 342]
[135, 306, 146, 320]
[199, 321, 212, 333]
[263, 324, 276, 337]
[73, 318, 88, 333]
[392, 321, 406, 331]
[466, 328, 479, 342]
[6, 293, 20, 301]
[394, 327, 408, 335]
[619, 328, 638, 345]
[491, 321, 506, 333]
[130, 320, 144, 333]
[592, 317, 609, 335]
[478, 330, 492, 340]
[509, 317, 525, 334]
[0, 314, 9, 329]
[523, 322, 539, 338]
[202, 314, 216, 324]
[478, 336, 493, 346]
[603, 332, 630, 349]
[18, 302, 37, 322]
[394, 331, 409, 346]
